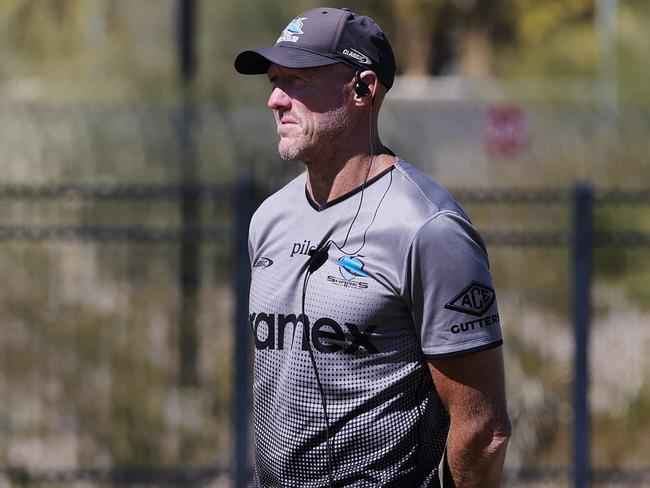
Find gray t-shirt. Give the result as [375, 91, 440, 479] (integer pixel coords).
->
[248, 159, 502, 487]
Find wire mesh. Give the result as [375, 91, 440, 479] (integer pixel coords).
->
[0, 99, 648, 486]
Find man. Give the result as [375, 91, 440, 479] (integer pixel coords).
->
[235, 7, 511, 487]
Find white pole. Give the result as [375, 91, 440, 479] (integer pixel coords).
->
[596, 0, 618, 111]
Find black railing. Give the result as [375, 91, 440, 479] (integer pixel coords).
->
[0, 180, 649, 488]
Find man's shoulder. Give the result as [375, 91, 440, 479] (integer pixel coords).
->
[392, 159, 469, 223]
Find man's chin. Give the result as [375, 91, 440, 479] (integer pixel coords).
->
[278, 142, 304, 161]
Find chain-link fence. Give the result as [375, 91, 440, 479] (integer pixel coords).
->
[0, 98, 648, 487]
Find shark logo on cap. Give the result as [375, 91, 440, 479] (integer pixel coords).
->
[277, 17, 307, 43]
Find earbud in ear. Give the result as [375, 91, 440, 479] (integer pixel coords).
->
[354, 70, 371, 97]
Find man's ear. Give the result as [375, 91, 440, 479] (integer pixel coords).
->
[353, 70, 378, 104]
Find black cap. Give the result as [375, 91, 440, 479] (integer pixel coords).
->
[234, 7, 396, 90]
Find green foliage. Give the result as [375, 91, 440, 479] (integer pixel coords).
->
[593, 192, 650, 312]
[1, 0, 648, 104]
[495, 0, 650, 105]
[514, 0, 593, 44]
[497, 22, 598, 77]
[593, 383, 650, 465]
[0, 242, 234, 467]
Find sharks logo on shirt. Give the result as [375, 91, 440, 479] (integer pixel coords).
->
[327, 255, 370, 289]
[336, 255, 369, 280]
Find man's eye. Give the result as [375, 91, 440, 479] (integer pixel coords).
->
[293, 76, 317, 86]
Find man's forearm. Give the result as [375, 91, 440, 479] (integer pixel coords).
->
[444, 419, 511, 487]
[428, 348, 511, 487]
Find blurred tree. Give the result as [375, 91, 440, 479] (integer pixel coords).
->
[383, 0, 517, 76]
[515, 0, 594, 44]
[0, 0, 648, 103]
[4, 0, 85, 70]
[389, 0, 443, 75]
[453, 0, 517, 77]
[495, 0, 599, 79]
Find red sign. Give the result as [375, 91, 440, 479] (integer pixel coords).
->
[482, 106, 531, 158]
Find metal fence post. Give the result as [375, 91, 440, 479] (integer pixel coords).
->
[233, 176, 253, 488]
[572, 182, 593, 488]
[177, 0, 199, 387]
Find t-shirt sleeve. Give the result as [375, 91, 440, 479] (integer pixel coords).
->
[248, 207, 262, 268]
[248, 219, 255, 268]
[402, 211, 503, 359]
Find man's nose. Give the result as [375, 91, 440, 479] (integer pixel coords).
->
[268, 87, 291, 111]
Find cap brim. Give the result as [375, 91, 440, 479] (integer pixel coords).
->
[234, 46, 340, 75]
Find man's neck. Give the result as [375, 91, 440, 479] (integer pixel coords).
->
[304, 145, 395, 205]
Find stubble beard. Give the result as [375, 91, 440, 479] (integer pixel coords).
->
[277, 105, 351, 162]
[278, 136, 305, 161]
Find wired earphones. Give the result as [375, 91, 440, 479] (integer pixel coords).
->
[301, 72, 394, 486]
